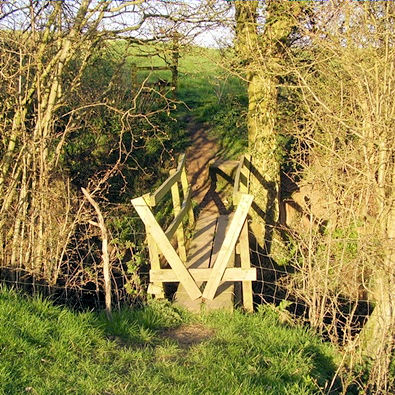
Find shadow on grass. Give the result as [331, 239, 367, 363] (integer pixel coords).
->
[1, 287, 341, 394]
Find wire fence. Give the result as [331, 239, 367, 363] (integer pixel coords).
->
[248, 224, 377, 348]
[0, 197, 375, 342]
[0, 195, 377, 341]
[0, 205, 148, 310]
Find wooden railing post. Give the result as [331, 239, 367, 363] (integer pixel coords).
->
[170, 169, 187, 263]
[146, 232, 165, 299]
[203, 194, 254, 301]
[233, 154, 252, 204]
[240, 220, 253, 312]
[143, 193, 165, 299]
[241, 154, 251, 194]
[181, 166, 194, 227]
[132, 196, 202, 300]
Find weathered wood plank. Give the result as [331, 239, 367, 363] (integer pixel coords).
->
[233, 155, 245, 204]
[209, 215, 230, 268]
[137, 66, 170, 71]
[146, 232, 165, 298]
[170, 169, 187, 262]
[173, 214, 217, 312]
[180, 167, 194, 227]
[151, 267, 256, 282]
[150, 154, 186, 206]
[202, 194, 253, 301]
[131, 196, 201, 300]
[240, 220, 253, 312]
[185, 215, 217, 271]
[165, 187, 191, 240]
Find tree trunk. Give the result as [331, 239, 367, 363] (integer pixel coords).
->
[359, 160, 395, 391]
[234, 1, 304, 250]
[247, 71, 280, 250]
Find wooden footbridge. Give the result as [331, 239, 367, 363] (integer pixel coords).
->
[131, 154, 256, 312]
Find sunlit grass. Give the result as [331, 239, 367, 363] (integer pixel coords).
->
[109, 41, 248, 159]
[0, 287, 339, 394]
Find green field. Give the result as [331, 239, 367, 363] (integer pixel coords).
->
[0, 287, 339, 394]
[117, 42, 248, 159]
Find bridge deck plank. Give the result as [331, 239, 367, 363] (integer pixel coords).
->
[174, 214, 235, 312]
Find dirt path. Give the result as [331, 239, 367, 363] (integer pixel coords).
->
[184, 116, 227, 217]
[173, 116, 234, 312]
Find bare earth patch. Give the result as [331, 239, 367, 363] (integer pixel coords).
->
[184, 116, 232, 217]
[160, 324, 215, 348]
[185, 117, 219, 214]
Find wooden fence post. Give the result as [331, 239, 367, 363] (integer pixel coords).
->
[143, 193, 165, 298]
[146, 232, 165, 298]
[171, 32, 180, 96]
[180, 167, 194, 227]
[240, 220, 253, 312]
[170, 169, 187, 262]
[203, 194, 254, 300]
[241, 154, 251, 194]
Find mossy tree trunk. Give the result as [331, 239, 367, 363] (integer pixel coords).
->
[234, 1, 305, 251]
[359, 152, 395, 390]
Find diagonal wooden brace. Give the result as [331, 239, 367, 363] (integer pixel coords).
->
[131, 196, 202, 300]
[202, 194, 253, 301]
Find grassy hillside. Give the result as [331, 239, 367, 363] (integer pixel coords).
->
[0, 287, 339, 394]
[117, 42, 248, 159]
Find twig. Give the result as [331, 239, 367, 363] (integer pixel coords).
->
[81, 187, 112, 319]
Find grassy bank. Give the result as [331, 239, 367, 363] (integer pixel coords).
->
[0, 287, 338, 394]
[120, 43, 248, 159]
[178, 47, 248, 159]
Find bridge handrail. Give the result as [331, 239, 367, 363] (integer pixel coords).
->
[233, 154, 251, 204]
[164, 186, 192, 240]
[132, 152, 255, 309]
[134, 153, 194, 298]
[147, 154, 187, 207]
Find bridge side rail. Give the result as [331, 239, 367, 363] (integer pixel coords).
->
[132, 153, 256, 311]
[141, 154, 194, 298]
[233, 154, 252, 205]
[232, 154, 254, 311]
[148, 193, 255, 312]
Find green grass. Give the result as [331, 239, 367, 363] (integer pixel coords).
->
[177, 46, 249, 159]
[0, 287, 339, 394]
[109, 41, 248, 159]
